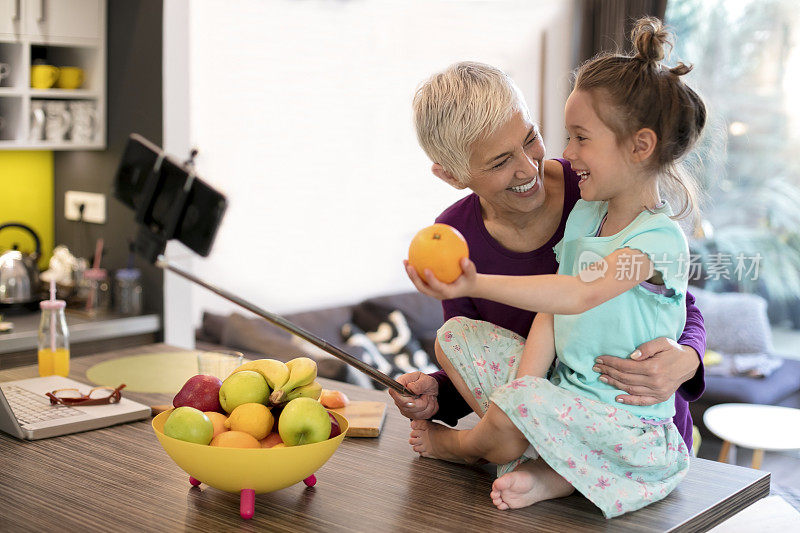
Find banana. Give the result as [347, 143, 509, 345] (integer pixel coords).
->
[232, 359, 290, 391]
[268, 357, 317, 404]
[284, 381, 323, 402]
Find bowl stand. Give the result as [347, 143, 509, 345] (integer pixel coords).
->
[188, 474, 318, 519]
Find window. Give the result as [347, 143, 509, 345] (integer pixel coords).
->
[667, 0, 800, 328]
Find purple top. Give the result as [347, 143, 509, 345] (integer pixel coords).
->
[430, 159, 706, 449]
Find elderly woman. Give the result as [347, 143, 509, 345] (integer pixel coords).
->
[389, 61, 705, 504]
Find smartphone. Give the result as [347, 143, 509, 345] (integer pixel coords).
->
[114, 134, 227, 260]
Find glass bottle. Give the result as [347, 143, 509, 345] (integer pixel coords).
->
[38, 299, 70, 377]
[114, 268, 143, 315]
[83, 267, 110, 314]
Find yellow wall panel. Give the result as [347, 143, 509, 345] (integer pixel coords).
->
[0, 151, 54, 270]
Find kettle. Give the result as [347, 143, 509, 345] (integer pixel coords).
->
[0, 223, 42, 306]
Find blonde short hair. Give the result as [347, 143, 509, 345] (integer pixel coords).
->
[413, 62, 529, 185]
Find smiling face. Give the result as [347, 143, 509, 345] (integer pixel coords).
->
[562, 89, 635, 203]
[464, 110, 546, 219]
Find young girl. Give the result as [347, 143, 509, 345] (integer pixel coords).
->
[405, 17, 706, 518]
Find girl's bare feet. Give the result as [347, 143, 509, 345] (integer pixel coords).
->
[490, 459, 574, 510]
[409, 420, 479, 464]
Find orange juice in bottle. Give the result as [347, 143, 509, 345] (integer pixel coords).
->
[38, 280, 70, 377]
[37, 347, 70, 377]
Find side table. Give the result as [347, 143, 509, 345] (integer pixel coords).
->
[703, 403, 800, 469]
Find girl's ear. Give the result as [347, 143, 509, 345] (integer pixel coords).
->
[630, 128, 657, 163]
[432, 164, 467, 190]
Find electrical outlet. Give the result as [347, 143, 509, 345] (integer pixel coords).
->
[65, 191, 106, 224]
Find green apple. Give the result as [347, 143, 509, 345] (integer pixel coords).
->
[278, 397, 331, 446]
[218, 370, 269, 413]
[164, 406, 214, 445]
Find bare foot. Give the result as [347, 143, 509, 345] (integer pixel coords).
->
[490, 459, 574, 510]
[408, 420, 478, 464]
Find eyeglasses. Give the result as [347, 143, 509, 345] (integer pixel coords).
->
[46, 384, 127, 406]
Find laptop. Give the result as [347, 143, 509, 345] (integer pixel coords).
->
[0, 375, 152, 440]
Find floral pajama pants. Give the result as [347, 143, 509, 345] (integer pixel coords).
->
[437, 317, 690, 518]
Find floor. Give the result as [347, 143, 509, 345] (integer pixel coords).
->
[743, 326, 800, 508]
[771, 326, 800, 360]
[698, 433, 800, 511]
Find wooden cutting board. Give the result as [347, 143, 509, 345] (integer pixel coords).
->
[330, 401, 387, 437]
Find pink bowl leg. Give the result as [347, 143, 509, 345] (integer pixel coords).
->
[303, 474, 317, 487]
[189, 476, 201, 486]
[240, 489, 255, 520]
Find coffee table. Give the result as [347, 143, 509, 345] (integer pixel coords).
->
[703, 403, 800, 469]
[0, 344, 770, 532]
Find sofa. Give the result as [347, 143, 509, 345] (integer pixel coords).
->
[196, 291, 445, 390]
[197, 289, 800, 425]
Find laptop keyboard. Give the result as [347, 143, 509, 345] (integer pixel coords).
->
[2, 385, 83, 427]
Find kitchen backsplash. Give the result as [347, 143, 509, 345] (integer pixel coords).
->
[0, 151, 54, 270]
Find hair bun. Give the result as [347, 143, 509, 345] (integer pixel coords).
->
[669, 63, 693, 76]
[631, 16, 670, 63]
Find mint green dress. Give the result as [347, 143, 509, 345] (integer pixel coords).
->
[437, 200, 691, 518]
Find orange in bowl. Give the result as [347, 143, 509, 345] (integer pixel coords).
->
[408, 223, 469, 283]
[210, 430, 261, 448]
[204, 411, 229, 438]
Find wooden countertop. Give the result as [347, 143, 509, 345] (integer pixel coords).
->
[0, 344, 770, 532]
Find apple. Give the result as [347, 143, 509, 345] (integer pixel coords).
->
[328, 411, 341, 439]
[173, 374, 223, 413]
[218, 370, 269, 413]
[164, 406, 214, 445]
[278, 397, 331, 446]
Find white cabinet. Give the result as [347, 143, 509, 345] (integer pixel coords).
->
[0, 0, 105, 150]
[23, 0, 102, 44]
[0, 0, 101, 43]
[0, 1, 22, 36]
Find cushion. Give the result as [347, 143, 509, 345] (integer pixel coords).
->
[361, 292, 443, 342]
[341, 300, 440, 388]
[701, 357, 800, 405]
[690, 287, 775, 354]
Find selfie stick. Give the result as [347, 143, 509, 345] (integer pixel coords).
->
[155, 255, 417, 397]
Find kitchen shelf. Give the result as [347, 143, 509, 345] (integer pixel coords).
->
[0, 312, 161, 354]
[0, 0, 106, 151]
[19, 140, 105, 151]
[30, 89, 100, 99]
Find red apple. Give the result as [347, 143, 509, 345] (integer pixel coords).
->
[259, 432, 284, 448]
[328, 411, 341, 439]
[173, 374, 223, 413]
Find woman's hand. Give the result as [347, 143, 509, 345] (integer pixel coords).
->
[403, 257, 478, 301]
[592, 338, 700, 406]
[388, 371, 439, 420]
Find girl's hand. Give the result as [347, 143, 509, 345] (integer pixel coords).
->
[593, 338, 700, 406]
[388, 371, 439, 420]
[403, 257, 478, 301]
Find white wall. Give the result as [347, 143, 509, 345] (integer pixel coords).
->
[164, 0, 576, 347]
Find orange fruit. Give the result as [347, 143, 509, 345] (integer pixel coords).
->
[224, 402, 274, 440]
[408, 223, 469, 283]
[204, 411, 229, 438]
[209, 430, 261, 448]
[319, 389, 349, 409]
[259, 432, 284, 448]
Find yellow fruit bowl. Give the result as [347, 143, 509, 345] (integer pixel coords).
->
[152, 409, 348, 518]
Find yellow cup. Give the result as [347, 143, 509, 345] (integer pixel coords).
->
[56, 66, 84, 89]
[31, 64, 60, 89]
